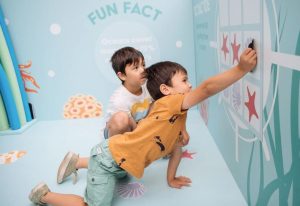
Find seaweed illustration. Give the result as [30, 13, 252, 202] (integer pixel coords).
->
[246, 2, 300, 205]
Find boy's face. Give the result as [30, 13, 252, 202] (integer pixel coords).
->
[121, 58, 146, 88]
[168, 71, 192, 95]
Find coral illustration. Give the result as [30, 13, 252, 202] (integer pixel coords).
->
[19, 60, 40, 93]
[63, 94, 102, 119]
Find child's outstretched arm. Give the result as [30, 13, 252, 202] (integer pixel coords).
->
[182, 48, 257, 110]
[167, 145, 192, 189]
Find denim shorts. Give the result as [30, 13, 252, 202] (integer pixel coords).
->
[84, 139, 127, 206]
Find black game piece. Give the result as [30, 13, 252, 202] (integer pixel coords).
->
[248, 39, 255, 72]
[248, 39, 254, 49]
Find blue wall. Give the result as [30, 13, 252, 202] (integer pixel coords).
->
[192, 0, 300, 205]
[0, 0, 196, 120]
[2, 0, 299, 205]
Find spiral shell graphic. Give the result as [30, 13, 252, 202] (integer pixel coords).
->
[63, 94, 102, 119]
[199, 100, 209, 125]
[223, 87, 230, 99]
[232, 82, 241, 111]
[0, 150, 27, 164]
[117, 182, 145, 199]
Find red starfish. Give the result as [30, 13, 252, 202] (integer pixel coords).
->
[221, 34, 229, 60]
[182, 150, 196, 159]
[231, 34, 241, 64]
[244, 86, 259, 122]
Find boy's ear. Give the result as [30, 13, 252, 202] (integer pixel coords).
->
[160, 84, 171, 95]
[117, 72, 126, 81]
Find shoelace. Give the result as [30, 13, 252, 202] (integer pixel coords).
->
[72, 170, 78, 184]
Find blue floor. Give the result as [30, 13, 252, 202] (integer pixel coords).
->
[0, 110, 247, 206]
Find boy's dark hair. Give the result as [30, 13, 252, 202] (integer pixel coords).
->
[110, 47, 144, 84]
[146, 61, 187, 100]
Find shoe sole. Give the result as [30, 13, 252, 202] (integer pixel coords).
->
[29, 182, 46, 202]
[57, 152, 74, 184]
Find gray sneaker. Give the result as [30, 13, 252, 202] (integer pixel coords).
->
[57, 151, 79, 184]
[29, 182, 49, 205]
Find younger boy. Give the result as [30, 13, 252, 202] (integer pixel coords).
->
[29, 48, 256, 206]
[56, 46, 151, 184]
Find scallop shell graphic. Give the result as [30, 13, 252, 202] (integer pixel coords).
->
[232, 82, 241, 111]
[117, 182, 145, 199]
[63, 94, 102, 119]
[199, 100, 209, 125]
[0, 150, 27, 164]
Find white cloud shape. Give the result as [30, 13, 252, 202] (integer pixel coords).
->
[48, 70, 56, 77]
[176, 41, 183, 48]
[50, 23, 61, 35]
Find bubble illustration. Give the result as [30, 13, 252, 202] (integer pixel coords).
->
[50, 23, 61, 35]
[176, 40, 183, 48]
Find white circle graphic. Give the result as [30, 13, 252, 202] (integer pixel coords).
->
[176, 41, 183, 48]
[48, 70, 56, 77]
[50, 23, 61, 35]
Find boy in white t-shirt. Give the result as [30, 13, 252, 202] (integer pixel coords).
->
[56, 47, 189, 184]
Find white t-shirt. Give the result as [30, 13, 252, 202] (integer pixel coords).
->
[105, 84, 152, 123]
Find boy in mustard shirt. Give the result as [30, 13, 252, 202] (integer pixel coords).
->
[29, 48, 257, 206]
[56, 46, 189, 185]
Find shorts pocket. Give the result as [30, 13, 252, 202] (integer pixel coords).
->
[91, 153, 113, 169]
[87, 174, 108, 185]
[86, 174, 113, 206]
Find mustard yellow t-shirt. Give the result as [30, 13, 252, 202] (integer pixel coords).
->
[109, 94, 187, 178]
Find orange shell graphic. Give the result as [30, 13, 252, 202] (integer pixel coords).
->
[63, 94, 102, 119]
[0, 150, 27, 164]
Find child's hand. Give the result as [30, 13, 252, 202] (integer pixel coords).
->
[238, 48, 257, 72]
[168, 176, 192, 189]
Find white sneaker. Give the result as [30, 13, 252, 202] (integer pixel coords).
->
[57, 151, 79, 184]
[29, 182, 49, 205]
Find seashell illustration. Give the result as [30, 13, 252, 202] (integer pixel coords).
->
[232, 82, 241, 111]
[117, 182, 145, 199]
[199, 100, 209, 125]
[223, 87, 230, 98]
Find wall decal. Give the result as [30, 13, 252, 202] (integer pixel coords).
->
[19, 61, 40, 94]
[193, 0, 300, 204]
[63, 94, 102, 119]
[182, 150, 196, 159]
[0, 150, 26, 164]
[117, 182, 146, 199]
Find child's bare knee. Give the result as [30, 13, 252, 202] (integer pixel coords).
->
[110, 112, 130, 130]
